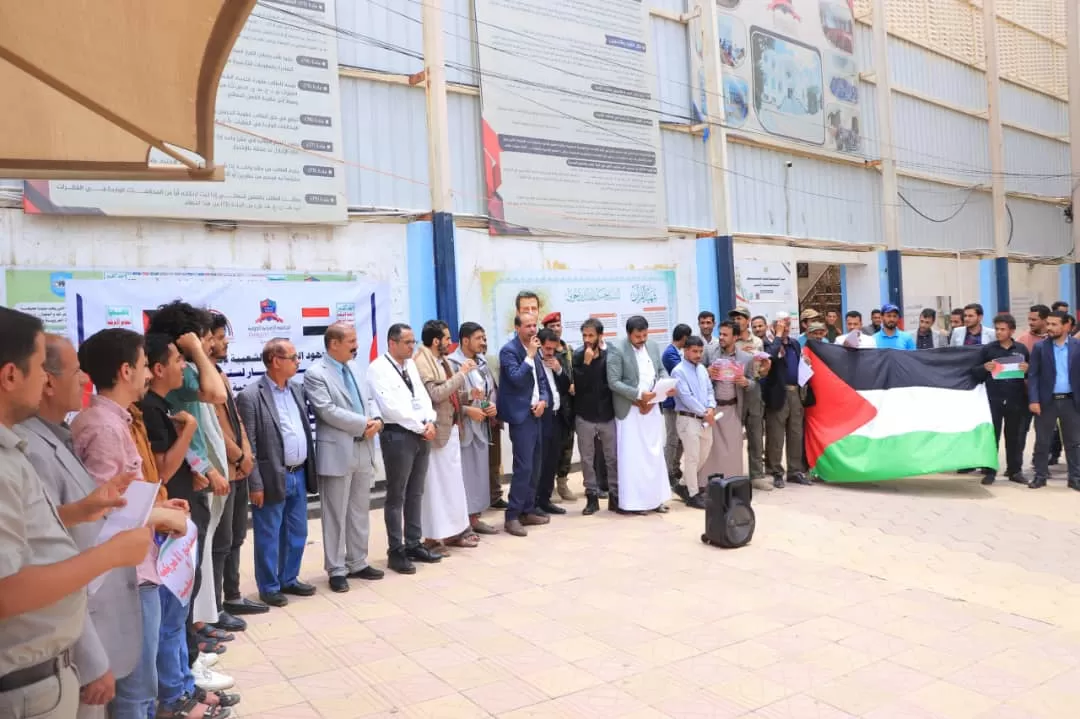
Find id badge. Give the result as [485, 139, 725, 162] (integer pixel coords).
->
[411, 398, 422, 411]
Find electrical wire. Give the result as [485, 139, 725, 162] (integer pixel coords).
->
[897, 187, 979, 223]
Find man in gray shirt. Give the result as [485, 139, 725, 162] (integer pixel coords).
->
[0, 307, 151, 719]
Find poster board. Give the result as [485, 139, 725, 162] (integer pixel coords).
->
[735, 260, 797, 321]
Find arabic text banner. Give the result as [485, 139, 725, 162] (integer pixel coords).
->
[64, 279, 391, 392]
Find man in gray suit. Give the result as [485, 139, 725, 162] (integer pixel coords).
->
[606, 315, 677, 514]
[15, 335, 142, 718]
[237, 338, 319, 607]
[303, 323, 384, 594]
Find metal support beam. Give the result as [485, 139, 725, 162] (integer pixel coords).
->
[871, 0, 903, 306]
[983, 0, 1010, 312]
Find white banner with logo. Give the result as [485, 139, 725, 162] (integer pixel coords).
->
[63, 279, 391, 392]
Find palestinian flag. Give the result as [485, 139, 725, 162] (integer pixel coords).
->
[804, 342, 998, 482]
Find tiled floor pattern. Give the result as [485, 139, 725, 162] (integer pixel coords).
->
[223, 464, 1080, 718]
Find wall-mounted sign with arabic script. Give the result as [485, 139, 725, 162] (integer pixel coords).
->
[481, 269, 677, 347]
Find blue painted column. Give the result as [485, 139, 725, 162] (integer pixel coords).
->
[882, 249, 903, 309]
[995, 256, 1010, 314]
[406, 220, 437, 332]
[1061, 264, 1077, 309]
[979, 258, 998, 317]
[695, 236, 720, 320]
[431, 212, 459, 339]
[714, 235, 736, 319]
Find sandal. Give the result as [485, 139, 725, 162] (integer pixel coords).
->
[194, 686, 241, 708]
[155, 693, 231, 718]
[196, 639, 226, 655]
[653, 504, 670, 514]
[471, 520, 498, 535]
[447, 532, 479, 548]
[197, 626, 235, 643]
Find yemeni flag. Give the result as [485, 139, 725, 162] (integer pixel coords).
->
[301, 306, 331, 336]
[804, 342, 998, 482]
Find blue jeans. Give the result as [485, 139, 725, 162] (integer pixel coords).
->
[252, 467, 308, 595]
[157, 585, 195, 706]
[111, 583, 160, 719]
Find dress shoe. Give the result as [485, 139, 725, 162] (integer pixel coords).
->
[582, 494, 600, 515]
[750, 477, 774, 492]
[672, 484, 691, 503]
[607, 494, 632, 514]
[282, 581, 317, 596]
[348, 566, 385, 581]
[388, 550, 417, 574]
[504, 519, 528, 537]
[772, 474, 786, 489]
[1007, 472, 1028, 484]
[1070, 480, 1080, 492]
[222, 596, 270, 615]
[472, 519, 499, 535]
[213, 612, 246, 633]
[328, 576, 350, 593]
[787, 473, 811, 486]
[556, 477, 577, 501]
[1049, 457, 1060, 466]
[489, 497, 509, 510]
[1028, 476, 1047, 489]
[521, 513, 550, 526]
[406, 545, 443, 563]
[980, 472, 996, 485]
[687, 492, 707, 509]
[258, 592, 288, 608]
[537, 501, 567, 515]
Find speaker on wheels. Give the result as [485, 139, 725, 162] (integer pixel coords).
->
[700, 474, 755, 549]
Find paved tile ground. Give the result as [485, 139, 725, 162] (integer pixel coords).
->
[222, 461, 1080, 718]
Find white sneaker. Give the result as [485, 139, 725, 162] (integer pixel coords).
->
[196, 652, 221, 668]
[192, 662, 235, 691]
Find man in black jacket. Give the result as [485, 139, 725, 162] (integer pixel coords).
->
[534, 329, 572, 517]
[763, 317, 807, 488]
[572, 318, 618, 515]
[976, 313, 1030, 485]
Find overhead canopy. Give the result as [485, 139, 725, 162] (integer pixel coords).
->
[0, 0, 256, 180]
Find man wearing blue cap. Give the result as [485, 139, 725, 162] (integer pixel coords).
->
[874, 304, 916, 351]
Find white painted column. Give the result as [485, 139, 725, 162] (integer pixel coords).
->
[692, 0, 732, 236]
[421, 0, 453, 213]
[982, 0, 1009, 296]
[870, 0, 900, 254]
[1067, 0, 1080, 267]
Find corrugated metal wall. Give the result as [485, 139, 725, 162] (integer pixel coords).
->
[897, 176, 992, 251]
[1007, 198, 1071, 258]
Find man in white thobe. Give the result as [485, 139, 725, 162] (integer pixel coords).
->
[606, 315, 676, 513]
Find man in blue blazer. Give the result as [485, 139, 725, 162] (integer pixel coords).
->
[496, 313, 553, 536]
[1027, 310, 1080, 490]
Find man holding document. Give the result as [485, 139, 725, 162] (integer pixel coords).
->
[976, 313, 1031, 486]
[607, 316, 678, 514]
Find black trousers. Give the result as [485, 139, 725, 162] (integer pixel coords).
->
[989, 398, 1027, 477]
[380, 426, 430, 553]
[1033, 397, 1080, 484]
[212, 477, 249, 607]
[186, 492, 212, 666]
[535, 414, 559, 504]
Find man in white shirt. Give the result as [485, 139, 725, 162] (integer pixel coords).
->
[366, 324, 440, 575]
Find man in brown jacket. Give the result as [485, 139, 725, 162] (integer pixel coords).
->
[414, 320, 480, 552]
[208, 313, 268, 627]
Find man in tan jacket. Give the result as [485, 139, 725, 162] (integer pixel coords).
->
[414, 320, 480, 552]
[208, 313, 268, 627]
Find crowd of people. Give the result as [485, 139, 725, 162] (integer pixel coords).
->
[1, 290, 1078, 718]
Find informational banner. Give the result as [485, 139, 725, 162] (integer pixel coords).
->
[63, 279, 390, 393]
[480, 269, 677, 347]
[735, 260, 797, 320]
[690, 0, 861, 154]
[24, 0, 347, 223]
[2, 268, 351, 335]
[474, 0, 667, 237]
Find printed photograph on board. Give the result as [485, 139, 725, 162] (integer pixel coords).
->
[826, 103, 861, 152]
[750, 28, 825, 145]
[717, 14, 747, 68]
[723, 76, 750, 127]
[828, 53, 859, 104]
[820, 0, 856, 54]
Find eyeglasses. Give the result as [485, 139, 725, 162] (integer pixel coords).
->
[276, 353, 300, 362]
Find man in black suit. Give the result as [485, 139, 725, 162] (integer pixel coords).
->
[534, 328, 572, 517]
[1028, 311, 1080, 490]
[763, 316, 807, 488]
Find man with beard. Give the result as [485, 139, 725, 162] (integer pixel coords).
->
[698, 311, 718, 356]
[304, 323, 384, 593]
[723, 307, 769, 488]
[414, 320, 475, 553]
[1018, 304, 1050, 353]
[535, 329, 572, 518]
[207, 313, 264, 631]
[447, 322, 499, 535]
[950, 303, 995, 346]
[824, 310, 841, 342]
[698, 322, 759, 499]
[541, 312, 577, 503]
[573, 318, 618, 515]
[751, 315, 769, 343]
[1028, 311, 1080, 489]
[873, 304, 916, 350]
[607, 316, 677, 513]
[915, 309, 948, 349]
[763, 315, 807, 488]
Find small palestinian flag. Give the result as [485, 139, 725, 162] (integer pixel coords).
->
[302, 306, 331, 336]
[990, 355, 1026, 380]
[804, 342, 998, 482]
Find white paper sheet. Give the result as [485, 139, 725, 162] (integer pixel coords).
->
[650, 377, 678, 403]
[157, 519, 199, 605]
[96, 481, 159, 544]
